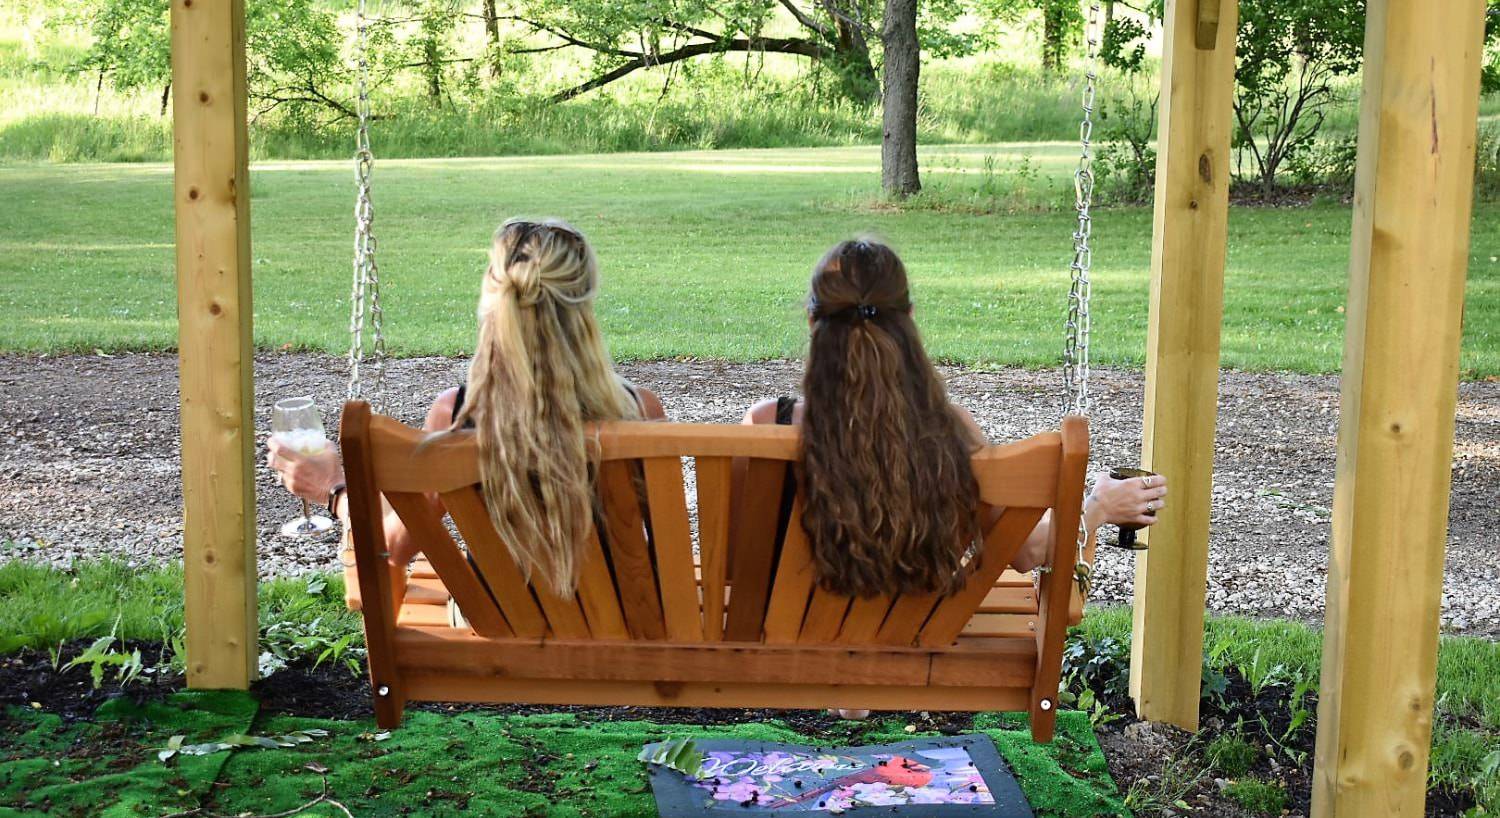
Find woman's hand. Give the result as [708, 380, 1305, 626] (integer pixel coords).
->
[1084, 470, 1168, 530]
[266, 437, 345, 506]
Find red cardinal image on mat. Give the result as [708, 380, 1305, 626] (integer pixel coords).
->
[771, 755, 934, 809]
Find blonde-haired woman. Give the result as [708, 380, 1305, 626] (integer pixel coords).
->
[269, 218, 664, 596]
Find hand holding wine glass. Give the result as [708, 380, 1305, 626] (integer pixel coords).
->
[269, 396, 335, 537]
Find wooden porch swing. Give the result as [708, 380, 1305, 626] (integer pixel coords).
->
[338, 404, 1090, 740]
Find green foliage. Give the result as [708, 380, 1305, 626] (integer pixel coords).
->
[638, 737, 706, 778]
[0, 560, 361, 677]
[1224, 777, 1288, 815]
[63, 633, 145, 689]
[157, 727, 331, 762]
[61, 0, 170, 95]
[1231, 0, 1365, 195]
[1, 697, 1122, 818]
[1205, 734, 1259, 778]
[1094, 14, 1157, 203]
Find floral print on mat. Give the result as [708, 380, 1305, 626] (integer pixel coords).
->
[693, 746, 993, 810]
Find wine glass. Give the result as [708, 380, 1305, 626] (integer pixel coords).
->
[271, 396, 334, 538]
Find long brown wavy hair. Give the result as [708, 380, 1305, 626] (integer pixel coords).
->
[799, 239, 981, 598]
[451, 218, 639, 596]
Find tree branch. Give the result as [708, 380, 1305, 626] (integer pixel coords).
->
[777, 0, 833, 39]
[550, 36, 826, 103]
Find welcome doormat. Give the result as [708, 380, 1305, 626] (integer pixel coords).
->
[645, 733, 1033, 816]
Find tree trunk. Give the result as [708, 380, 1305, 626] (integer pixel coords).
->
[423, 40, 443, 106]
[160, 82, 171, 117]
[482, 0, 502, 77]
[880, 0, 920, 198]
[1041, 0, 1066, 71]
[826, 1, 879, 103]
[832, 23, 878, 103]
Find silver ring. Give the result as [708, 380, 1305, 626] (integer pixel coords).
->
[1140, 475, 1154, 488]
[1146, 500, 1156, 512]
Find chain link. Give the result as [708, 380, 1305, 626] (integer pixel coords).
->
[348, 0, 386, 405]
[1063, 0, 1101, 420]
[1064, 1, 1103, 598]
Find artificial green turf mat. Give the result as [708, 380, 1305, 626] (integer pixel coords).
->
[1, 692, 1124, 817]
[0, 691, 258, 817]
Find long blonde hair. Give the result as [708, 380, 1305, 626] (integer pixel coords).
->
[452, 218, 638, 595]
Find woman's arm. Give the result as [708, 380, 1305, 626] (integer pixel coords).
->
[1007, 471, 1169, 572]
[268, 389, 462, 567]
[950, 404, 1169, 572]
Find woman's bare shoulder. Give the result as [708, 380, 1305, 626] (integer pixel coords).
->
[742, 398, 781, 425]
[949, 403, 987, 445]
[424, 387, 461, 431]
[634, 386, 667, 421]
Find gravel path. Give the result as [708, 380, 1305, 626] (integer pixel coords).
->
[1, 353, 1495, 635]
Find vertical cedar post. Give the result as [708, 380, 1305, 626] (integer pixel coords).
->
[1310, 1, 1485, 814]
[1128, 0, 1236, 730]
[173, 0, 257, 689]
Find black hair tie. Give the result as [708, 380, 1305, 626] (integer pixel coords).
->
[857, 304, 878, 320]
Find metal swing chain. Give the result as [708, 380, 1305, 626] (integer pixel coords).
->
[1064, 0, 1103, 600]
[348, 0, 387, 405]
[1063, 0, 1101, 422]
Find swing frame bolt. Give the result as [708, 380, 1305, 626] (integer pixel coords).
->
[376, 685, 390, 697]
[1039, 698, 1054, 712]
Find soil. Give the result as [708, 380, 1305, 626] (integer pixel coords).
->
[1, 352, 1497, 634]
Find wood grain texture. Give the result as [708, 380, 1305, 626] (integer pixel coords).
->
[340, 406, 1088, 742]
[1029, 416, 1089, 742]
[695, 456, 733, 641]
[385, 492, 512, 639]
[917, 506, 1046, 648]
[597, 461, 666, 640]
[339, 402, 406, 727]
[836, 594, 896, 644]
[643, 457, 701, 641]
[723, 459, 788, 641]
[1311, 2, 1485, 815]
[762, 496, 816, 644]
[576, 530, 630, 640]
[174, 0, 256, 690]
[798, 590, 853, 644]
[1130, 0, 1239, 732]
[401, 674, 1032, 713]
[440, 487, 547, 639]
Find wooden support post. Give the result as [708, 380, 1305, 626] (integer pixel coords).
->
[173, 0, 257, 689]
[1311, 2, 1485, 814]
[1128, 0, 1237, 731]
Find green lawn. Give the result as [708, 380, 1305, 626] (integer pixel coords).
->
[1, 144, 1496, 374]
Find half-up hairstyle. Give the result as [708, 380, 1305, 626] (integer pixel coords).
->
[453, 218, 639, 595]
[799, 239, 982, 598]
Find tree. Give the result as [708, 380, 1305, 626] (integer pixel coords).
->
[880, 0, 920, 197]
[68, 0, 347, 121]
[980, 0, 1082, 71]
[68, 0, 171, 115]
[1231, 0, 1364, 196]
[497, 0, 884, 104]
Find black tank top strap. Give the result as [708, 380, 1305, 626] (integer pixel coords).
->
[774, 396, 796, 425]
[452, 384, 468, 425]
